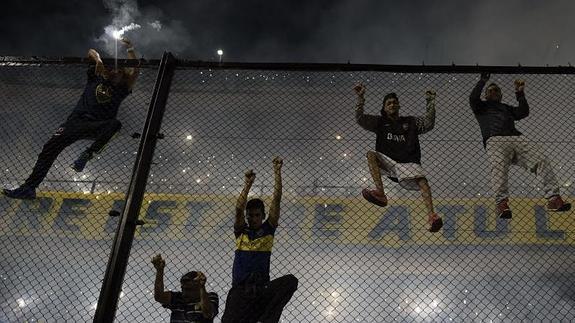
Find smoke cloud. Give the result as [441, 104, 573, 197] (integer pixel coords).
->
[0, 0, 573, 65]
[96, 0, 193, 58]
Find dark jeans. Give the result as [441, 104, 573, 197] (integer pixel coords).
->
[23, 118, 122, 188]
[221, 274, 298, 323]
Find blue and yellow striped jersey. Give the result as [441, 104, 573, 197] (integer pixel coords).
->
[232, 220, 276, 286]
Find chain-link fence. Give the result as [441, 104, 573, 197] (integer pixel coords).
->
[1, 56, 574, 322]
[0, 58, 158, 322]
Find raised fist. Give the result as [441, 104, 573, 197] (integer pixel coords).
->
[195, 272, 207, 288]
[425, 90, 436, 101]
[151, 254, 165, 270]
[273, 156, 283, 172]
[245, 170, 256, 185]
[514, 79, 525, 92]
[353, 83, 366, 97]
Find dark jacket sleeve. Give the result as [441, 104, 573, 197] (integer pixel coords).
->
[511, 91, 529, 120]
[355, 100, 379, 132]
[87, 65, 97, 81]
[469, 80, 486, 114]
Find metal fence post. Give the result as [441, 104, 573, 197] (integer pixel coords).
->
[93, 51, 176, 322]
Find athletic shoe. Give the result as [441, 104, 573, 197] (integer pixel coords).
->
[428, 213, 443, 233]
[497, 198, 512, 219]
[362, 188, 388, 207]
[547, 195, 571, 212]
[72, 151, 93, 172]
[3, 186, 36, 200]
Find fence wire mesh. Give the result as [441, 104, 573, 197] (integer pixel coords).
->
[1, 58, 574, 322]
[0, 61, 157, 322]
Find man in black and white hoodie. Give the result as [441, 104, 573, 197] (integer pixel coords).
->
[469, 72, 570, 219]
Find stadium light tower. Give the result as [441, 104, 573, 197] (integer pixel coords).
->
[217, 49, 224, 63]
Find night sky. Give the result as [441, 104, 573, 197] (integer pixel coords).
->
[1, 0, 573, 65]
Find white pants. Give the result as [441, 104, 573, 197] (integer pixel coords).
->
[486, 136, 560, 202]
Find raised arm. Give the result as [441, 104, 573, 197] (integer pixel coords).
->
[196, 272, 216, 319]
[415, 90, 436, 134]
[268, 157, 283, 228]
[87, 49, 106, 77]
[512, 79, 529, 120]
[235, 170, 255, 231]
[469, 73, 489, 114]
[120, 38, 139, 90]
[354, 83, 379, 132]
[151, 254, 171, 304]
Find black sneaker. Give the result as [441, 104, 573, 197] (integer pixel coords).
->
[3, 186, 36, 200]
[72, 151, 93, 172]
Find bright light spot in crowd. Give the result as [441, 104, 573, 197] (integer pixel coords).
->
[196, 178, 201, 183]
[186, 135, 193, 140]
[112, 30, 122, 39]
[217, 49, 224, 56]
[324, 307, 335, 318]
[17, 298, 26, 308]
[335, 135, 342, 140]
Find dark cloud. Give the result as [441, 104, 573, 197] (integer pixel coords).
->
[0, 0, 573, 65]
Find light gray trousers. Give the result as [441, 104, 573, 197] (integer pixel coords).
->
[486, 136, 560, 203]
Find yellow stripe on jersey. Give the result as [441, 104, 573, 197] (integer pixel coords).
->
[235, 234, 274, 252]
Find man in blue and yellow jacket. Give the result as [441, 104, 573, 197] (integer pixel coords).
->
[222, 157, 298, 323]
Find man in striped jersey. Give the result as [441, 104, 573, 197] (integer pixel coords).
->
[221, 157, 298, 323]
[152, 254, 219, 323]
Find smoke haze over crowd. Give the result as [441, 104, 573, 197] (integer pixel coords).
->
[1, 0, 573, 65]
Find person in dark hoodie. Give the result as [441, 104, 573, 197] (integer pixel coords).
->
[354, 83, 442, 233]
[3, 38, 139, 200]
[469, 72, 570, 219]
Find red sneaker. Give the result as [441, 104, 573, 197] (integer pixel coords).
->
[362, 188, 388, 207]
[497, 198, 512, 219]
[547, 195, 572, 212]
[428, 213, 443, 233]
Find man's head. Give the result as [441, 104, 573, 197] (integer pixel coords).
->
[246, 198, 266, 230]
[381, 92, 400, 117]
[485, 83, 502, 102]
[180, 271, 199, 293]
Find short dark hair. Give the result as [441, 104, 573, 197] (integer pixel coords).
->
[487, 83, 500, 90]
[381, 92, 399, 115]
[180, 271, 198, 283]
[246, 198, 265, 215]
[383, 92, 398, 106]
